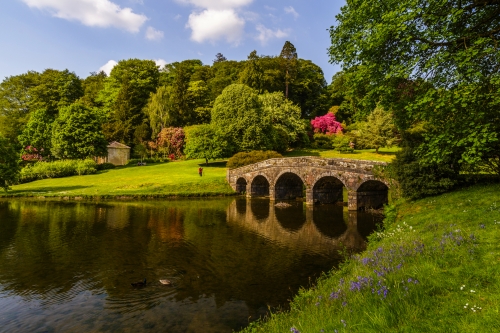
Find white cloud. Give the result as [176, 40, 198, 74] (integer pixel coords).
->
[284, 6, 299, 19]
[178, 0, 253, 10]
[174, 14, 182, 20]
[99, 60, 118, 75]
[187, 9, 245, 44]
[21, 0, 148, 32]
[145, 26, 164, 40]
[255, 24, 288, 45]
[154, 59, 168, 69]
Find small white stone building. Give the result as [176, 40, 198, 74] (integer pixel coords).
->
[103, 141, 131, 166]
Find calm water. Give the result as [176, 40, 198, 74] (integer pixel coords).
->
[0, 198, 382, 333]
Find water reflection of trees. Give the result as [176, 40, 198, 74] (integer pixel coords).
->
[0, 198, 382, 332]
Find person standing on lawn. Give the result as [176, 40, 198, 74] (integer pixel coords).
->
[198, 167, 203, 177]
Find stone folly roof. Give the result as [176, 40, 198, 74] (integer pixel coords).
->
[107, 141, 131, 149]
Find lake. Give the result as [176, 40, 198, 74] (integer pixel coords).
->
[0, 198, 382, 332]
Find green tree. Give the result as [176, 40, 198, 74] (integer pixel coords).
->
[18, 109, 54, 157]
[0, 133, 20, 191]
[211, 84, 273, 153]
[239, 50, 264, 93]
[79, 71, 107, 108]
[279, 41, 298, 99]
[51, 103, 108, 159]
[357, 107, 398, 153]
[259, 92, 308, 147]
[143, 86, 176, 138]
[29, 69, 83, 117]
[329, 0, 500, 174]
[184, 124, 229, 165]
[0, 71, 39, 143]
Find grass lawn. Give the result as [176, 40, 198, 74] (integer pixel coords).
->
[2, 148, 399, 198]
[242, 183, 500, 332]
[284, 147, 399, 163]
[1, 159, 234, 198]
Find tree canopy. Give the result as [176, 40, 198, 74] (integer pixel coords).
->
[329, 0, 500, 173]
[0, 133, 20, 191]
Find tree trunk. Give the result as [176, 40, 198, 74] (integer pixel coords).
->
[205, 158, 208, 165]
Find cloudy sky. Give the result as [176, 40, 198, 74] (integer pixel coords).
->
[1, 0, 344, 82]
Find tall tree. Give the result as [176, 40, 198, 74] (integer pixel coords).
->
[143, 86, 175, 138]
[239, 50, 264, 93]
[330, 0, 500, 175]
[213, 53, 227, 63]
[184, 124, 229, 165]
[279, 41, 298, 99]
[51, 103, 108, 159]
[0, 133, 19, 191]
[18, 109, 54, 157]
[0, 71, 39, 143]
[211, 84, 274, 153]
[80, 71, 107, 108]
[357, 107, 398, 153]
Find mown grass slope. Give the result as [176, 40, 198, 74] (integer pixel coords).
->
[2, 159, 234, 198]
[284, 147, 398, 163]
[242, 183, 500, 333]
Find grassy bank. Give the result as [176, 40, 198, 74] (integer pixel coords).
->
[2, 149, 397, 198]
[242, 183, 500, 332]
[1, 159, 234, 198]
[284, 147, 399, 163]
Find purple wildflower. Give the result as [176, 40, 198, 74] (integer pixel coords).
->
[342, 301, 347, 307]
[290, 327, 300, 333]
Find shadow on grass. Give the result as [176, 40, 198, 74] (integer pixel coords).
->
[197, 161, 228, 168]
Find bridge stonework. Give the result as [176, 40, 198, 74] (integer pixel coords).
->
[227, 157, 389, 211]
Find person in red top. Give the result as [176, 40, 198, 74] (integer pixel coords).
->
[198, 167, 203, 177]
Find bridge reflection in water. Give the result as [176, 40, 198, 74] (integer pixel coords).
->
[227, 198, 383, 257]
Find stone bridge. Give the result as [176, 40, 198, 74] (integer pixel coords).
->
[227, 157, 389, 211]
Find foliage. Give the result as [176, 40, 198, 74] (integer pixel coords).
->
[227, 150, 282, 169]
[99, 59, 159, 145]
[311, 112, 343, 135]
[184, 124, 229, 165]
[156, 127, 185, 158]
[51, 103, 108, 160]
[18, 108, 54, 158]
[279, 41, 298, 99]
[211, 84, 274, 154]
[259, 92, 308, 147]
[356, 107, 398, 153]
[19, 159, 97, 183]
[96, 162, 116, 171]
[332, 134, 354, 153]
[311, 133, 332, 149]
[0, 134, 20, 190]
[329, 0, 500, 176]
[143, 85, 175, 138]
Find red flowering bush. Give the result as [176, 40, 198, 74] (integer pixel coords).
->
[311, 113, 343, 135]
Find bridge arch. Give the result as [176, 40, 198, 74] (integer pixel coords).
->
[355, 180, 389, 210]
[312, 174, 346, 204]
[236, 177, 248, 194]
[274, 172, 305, 200]
[250, 174, 270, 197]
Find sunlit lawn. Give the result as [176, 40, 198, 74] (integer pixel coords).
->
[284, 147, 399, 163]
[2, 159, 234, 198]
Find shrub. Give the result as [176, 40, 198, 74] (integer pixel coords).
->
[19, 159, 98, 183]
[227, 151, 282, 169]
[332, 134, 354, 153]
[311, 133, 333, 149]
[125, 158, 168, 166]
[96, 163, 116, 171]
[311, 112, 343, 135]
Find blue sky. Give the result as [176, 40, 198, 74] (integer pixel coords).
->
[0, 0, 345, 82]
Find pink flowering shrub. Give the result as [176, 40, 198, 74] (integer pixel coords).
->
[157, 127, 185, 158]
[311, 113, 343, 135]
[21, 146, 43, 162]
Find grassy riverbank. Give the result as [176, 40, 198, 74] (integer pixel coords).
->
[1, 149, 396, 198]
[1, 159, 234, 198]
[242, 183, 500, 332]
